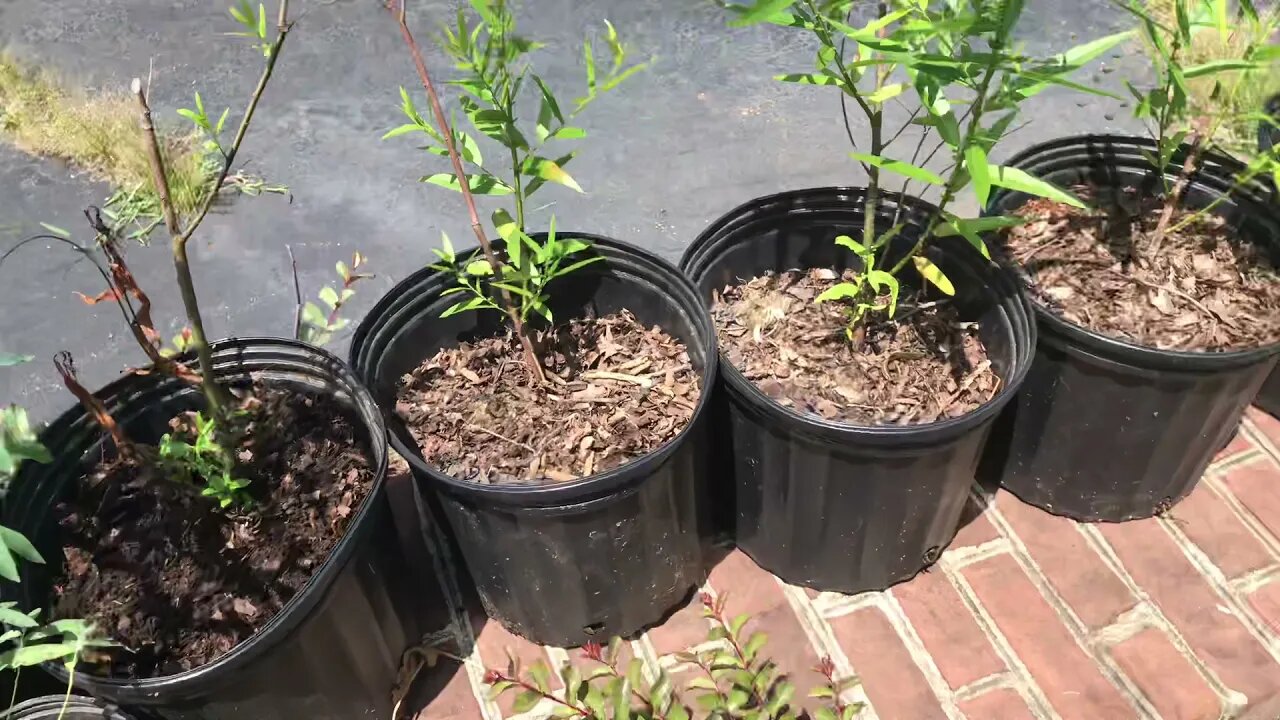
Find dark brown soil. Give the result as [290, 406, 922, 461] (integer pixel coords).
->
[395, 310, 700, 485]
[53, 386, 375, 678]
[1004, 191, 1280, 351]
[712, 269, 999, 425]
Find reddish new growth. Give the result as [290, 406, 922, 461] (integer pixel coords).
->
[581, 640, 605, 663]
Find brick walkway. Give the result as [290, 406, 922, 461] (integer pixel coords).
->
[409, 408, 1280, 720]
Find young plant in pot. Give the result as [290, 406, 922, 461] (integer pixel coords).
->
[0, 5, 436, 718]
[0, 374, 133, 720]
[682, 0, 1128, 593]
[353, 0, 717, 648]
[980, 0, 1280, 521]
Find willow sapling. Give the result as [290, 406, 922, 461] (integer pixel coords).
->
[385, 0, 645, 382]
[730, 0, 1130, 342]
[1117, 0, 1280, 254]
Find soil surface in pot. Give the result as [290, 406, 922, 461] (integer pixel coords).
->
[712, 269, 998, 425]
[53, 386, 375, 678]
[395, 309, 700, 485]
[1004, 191, 1280, 351]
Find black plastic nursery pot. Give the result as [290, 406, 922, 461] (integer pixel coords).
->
[2, 338, 441, 720]
[1253, 101, 1280, 418]
[981, 135, 1280, 522]
[680, 187, 1037, 594]
[349, 233, 717, 648]
[8, 696, 134, 719]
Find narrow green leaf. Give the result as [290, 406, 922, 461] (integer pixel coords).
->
[1059, 30, 1135, 68]
[524, 157, 583, 192]
[38, 223, 69, 238]
[2, 642, 78, 668]
[0, 528, 42, 567]
[913, 256, 955, 296]
[989, 166, 1085, 208]
[0, 606, 38, 628]
[1183, 59, 1259, 78]
[584, 38, 597, 94]
[866, 83, 905, 104]
[775, 72, 846, 88]
[0, 353, 34, 367]
[815, 282, 863, 304]
[421, 173, 514, 195]
[0, 547, 16, 583]
[850, 153, 944, 186]
[867, 270, 900, 317]
[834, 235, 871, 257]
[965, 145, 991, 207]
[729, 0, 797, 26]
[257, 2, 267, 38]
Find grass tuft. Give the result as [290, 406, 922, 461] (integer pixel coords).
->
[1141, 0, 1280, 157]
[0, 53, 213, 224]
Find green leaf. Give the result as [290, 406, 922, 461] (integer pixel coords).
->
[0, 605, 38, 629]
[815, 281, 863, 304]
[523, 157, 583, 193]
[613, 675, 632, 720]
[0, 528, 42, 567]
[775, 72, 846, 88]
[1183, 60, 1260, 79]
[551, 127, 587, 140]
[1, 640, 78, 668]
[809, 686, 836, 699]
[584, 38, 597, 95]
[866, 270, 900, 317]
[421, 173, 514, 195]
[850, 153, 944, 186]
[455, 131, 483, 165]
[529, 661, 553, 693]
[913, 256, 955, 296]
[834, 235, 871, 257]
[382, 123, 422, 141]
[38, 223, 70, 238]
[965, 145, 991, 207]
[511, 689, 541, 713]
[1058, 30, 1135, 69]
[743, 632, 768, 663]
[318, 286, 340, 309]
[729, 0, 796, 26]
[989, 166, 1085, 208]
[730, 613, 750, 638]
[465, 260, 493, 276]
[0, 353, 33, 367]
[866, 83, 905, 104]
[603, 19, 625, 70]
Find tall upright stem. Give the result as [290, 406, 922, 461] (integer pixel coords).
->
[133, 0, 293, 416]
[391, 0, 545, 382]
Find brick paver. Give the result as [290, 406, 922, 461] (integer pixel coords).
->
[409, 412, 1280, 719]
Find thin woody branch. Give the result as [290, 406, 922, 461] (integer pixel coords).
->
[132, 0, 293, 415]
[389, 0, 547, 383]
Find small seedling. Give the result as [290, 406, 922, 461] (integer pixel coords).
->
[481, 592, 861, 719]
[730, 0, 1129, 341]
[1117, 0, 1280, 251]
[297, 252, 372, 346]
[431, 217, 599, 324]
[158, 410, 252, 509]
[385, 0, 644, 381]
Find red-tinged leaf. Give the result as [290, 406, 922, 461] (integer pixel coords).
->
[75, 289, 122, 305]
